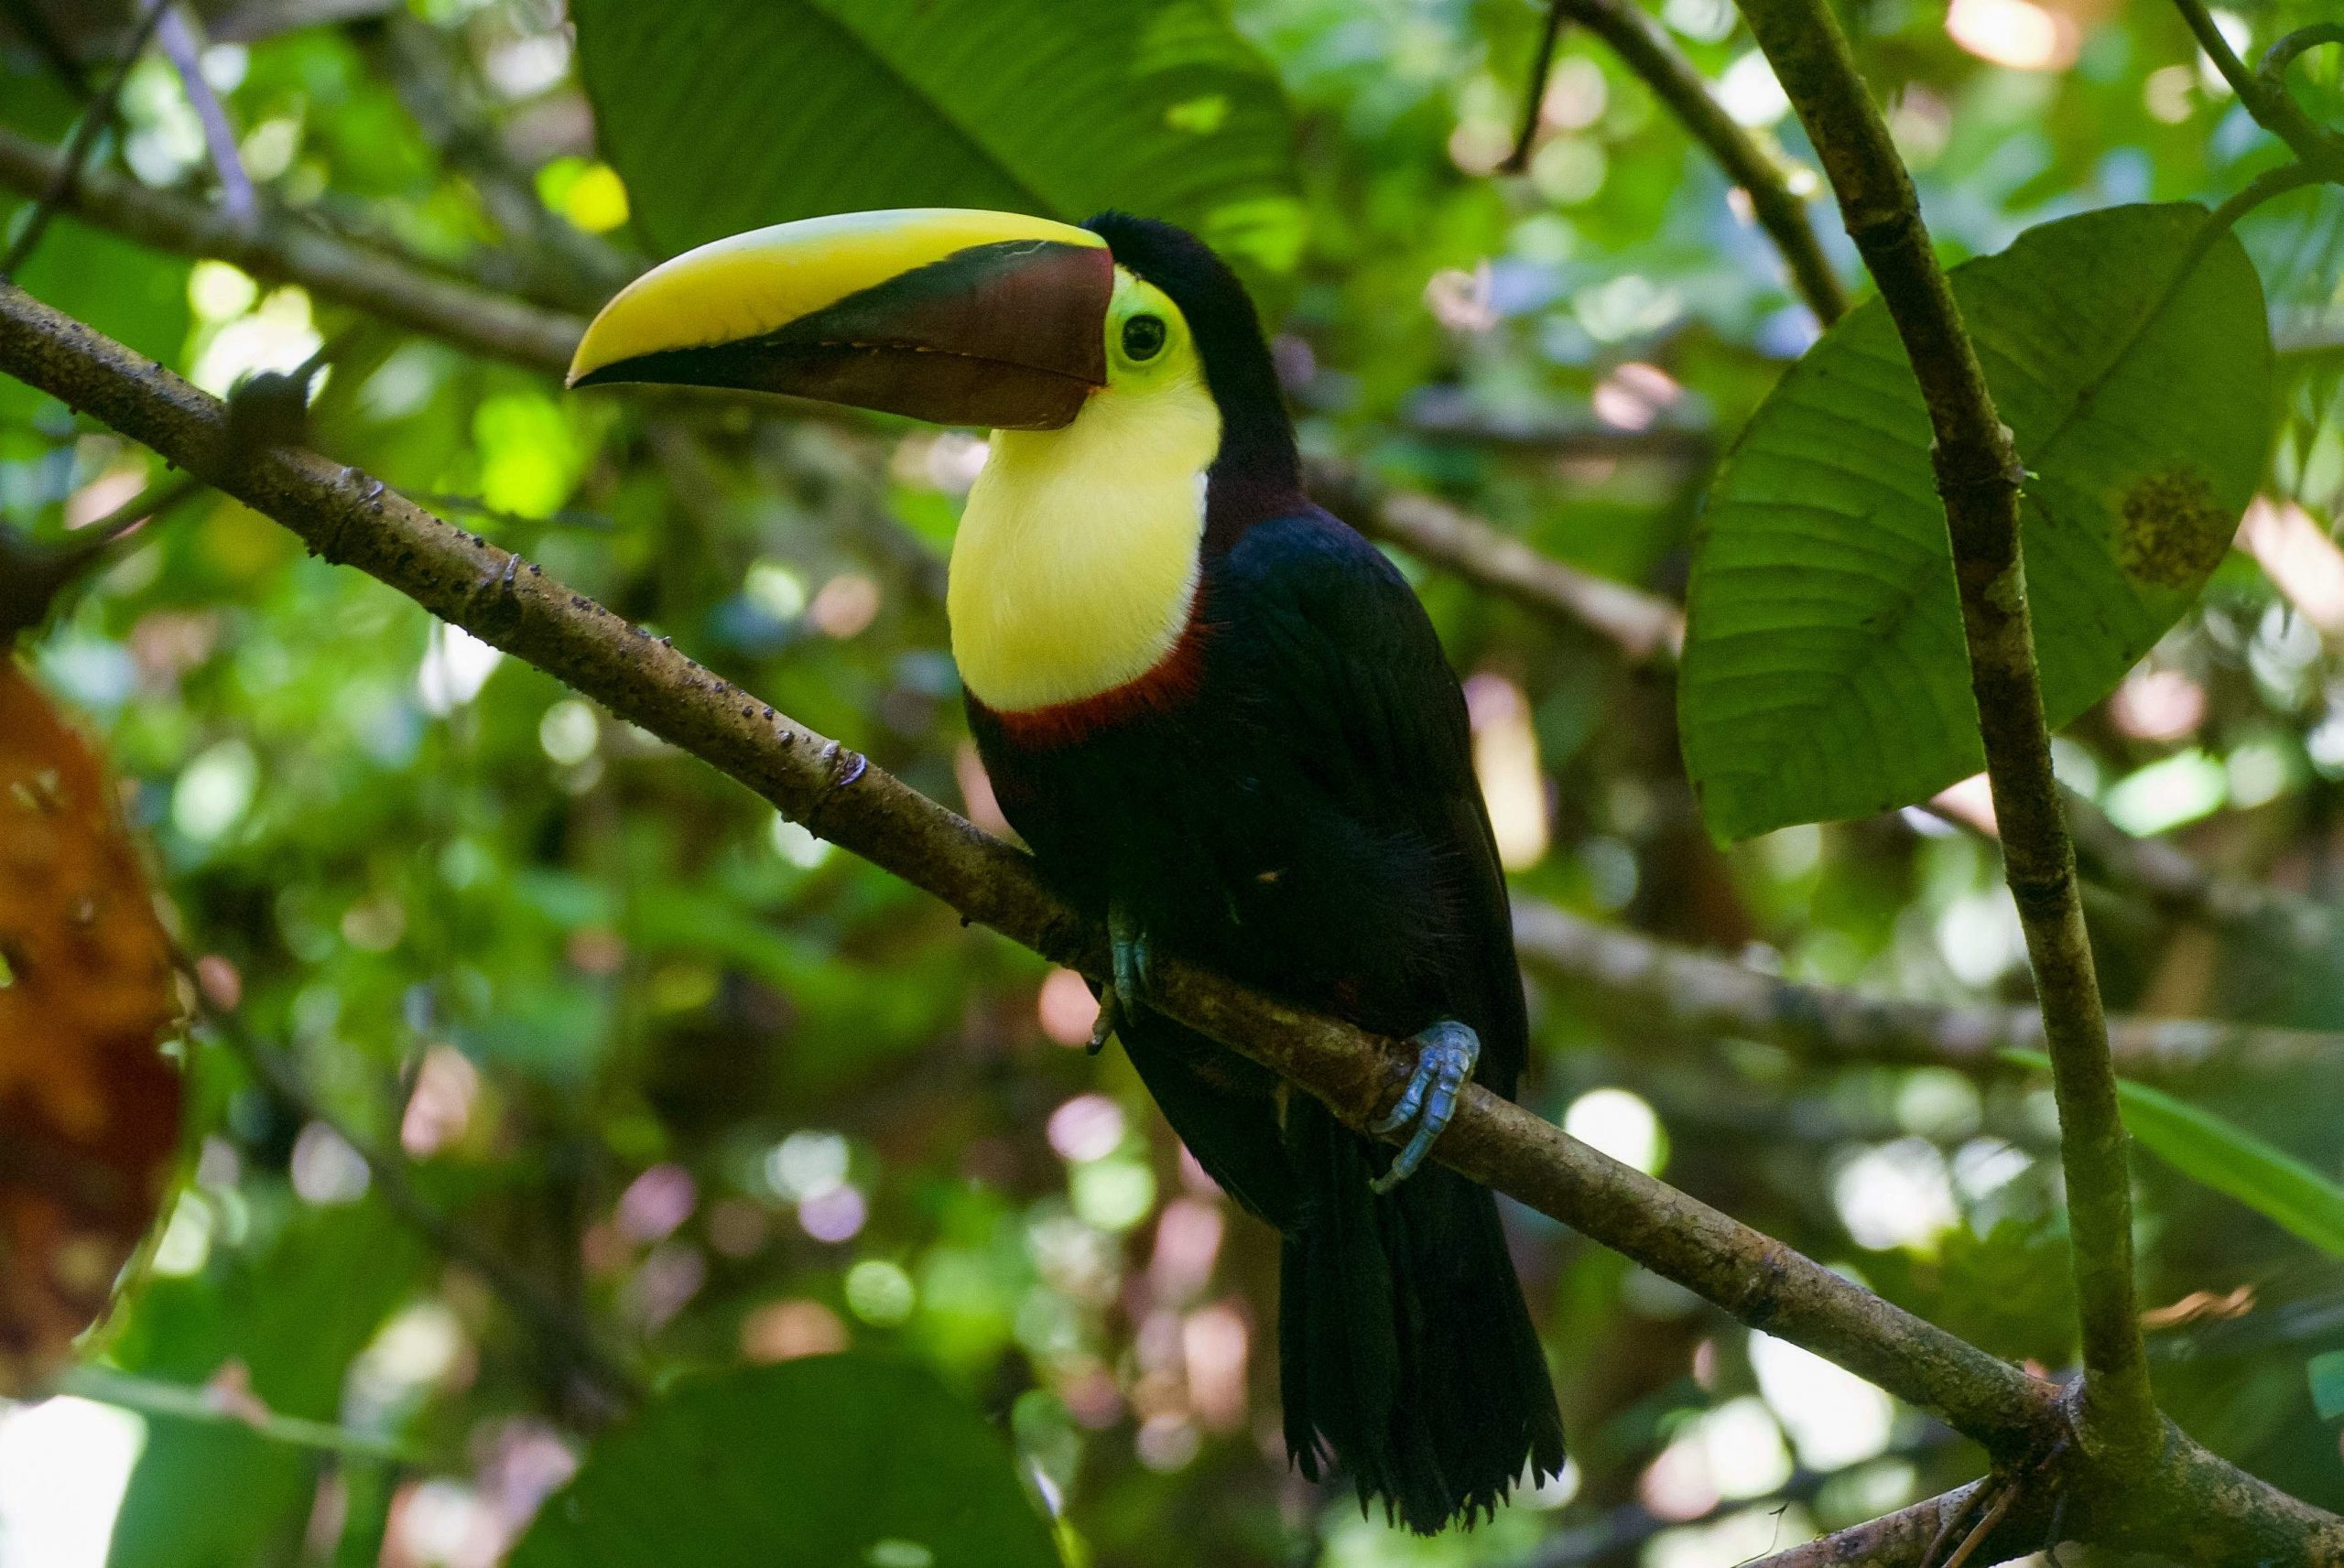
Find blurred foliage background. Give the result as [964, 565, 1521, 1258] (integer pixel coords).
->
[1, 0, 2341, 1563]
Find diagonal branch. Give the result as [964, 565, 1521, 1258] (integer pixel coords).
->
[0, 273, 2049, 1447]
[5, 276, 2341, 1566]
[1735, 0, 2158, 1459]
[0, 0, 171, 281]
[1554, 0, 1848, 323]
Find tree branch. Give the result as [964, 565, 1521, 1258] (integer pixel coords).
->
[0, 273, 2048, 1448]
[1307, 459, 1686, 661]
[1740, 1483, 2012, 1568]
[0, 123, 581, 370]
[2170, 4, 2344, 177]
[0, 123, 1688, 671]
[5, 276, 2340, 1566]
[1557, 0, 1848, 324]
[1512, 901, 2344, 1079]
[1736, 0, 2158, 1459]
[0, 0, 171, 281]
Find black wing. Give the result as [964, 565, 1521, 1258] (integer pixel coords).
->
[1215, 508, 1529, 1095]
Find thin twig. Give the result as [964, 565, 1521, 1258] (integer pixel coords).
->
[1556, 0, 1849, 322]
[1938, 1478, 2024, 1568]
[2207, 161, 2334, 236]
[56, 1365, 441, 1465]
[0, 470, 204, 638]
[0, 121, 584, 368]
[5, 281, 2342, 1564]
[0, 0, 91, 96]
[2259, 26, 2344, 95]
[1742, 1484, 1999, 1568]
[1737, 0, 2158, 1456]
[179, 959, 644, 1411]
[155, 4, 256, 226]
[1499, 1, 1570, 173]
[2172, 0, 2344, 176]
[0, 0, 171, 281]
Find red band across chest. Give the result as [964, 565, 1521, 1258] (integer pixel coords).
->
[977, 615, 1212, 750]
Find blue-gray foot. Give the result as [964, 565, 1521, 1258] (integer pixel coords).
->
[1367, 1019, 1480, 1193]
[1086, 900, 1154, 1056]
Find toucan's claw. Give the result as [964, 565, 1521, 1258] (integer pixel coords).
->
[1369, 1020, 1480, 1194]
[1087, 901, 1152, 1055]
[1086, 988, 1122, 1056]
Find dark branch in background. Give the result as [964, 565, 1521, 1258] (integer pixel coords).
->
[0, 103, 2310, 955]
[0, 123, 581, 367]
[1499, 0, 1572, 173]
[0, 470, 204, 639]
[1513, 901, 2344, 1079]
[5, 281, 2339, 1564]
[1307, 458, 1687, 661]
[0, 123, 1691, 672]
[0, 0, 171, 280]
[184, 959, 645, 1412]
[0, 0, 92, 95]
[1555, 0, 1849, 324]
[2064, 784, 2332, 939]
[1737, 0, 2160, 1460]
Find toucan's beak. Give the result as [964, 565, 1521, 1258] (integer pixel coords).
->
[567, 209, 1114, 429]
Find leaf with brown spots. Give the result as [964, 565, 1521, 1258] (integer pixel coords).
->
[2119, 469, 2236, 590]
[0, 659, 183, 1393]
[1682, 203, 2273, 840]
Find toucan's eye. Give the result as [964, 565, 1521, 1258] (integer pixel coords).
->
[1122, 314, 1167, 362]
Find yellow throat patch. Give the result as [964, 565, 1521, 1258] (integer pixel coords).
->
[948, 271, 1220, 715]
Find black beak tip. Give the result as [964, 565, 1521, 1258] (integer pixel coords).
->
[566, 362, 628, 391]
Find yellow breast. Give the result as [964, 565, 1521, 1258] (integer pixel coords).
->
[948, 368, 1220, 714]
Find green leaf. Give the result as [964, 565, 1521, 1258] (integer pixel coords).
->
[105, 1199, 429, 1568]
[1681, 204, 2273, 841]
[511, 1354, 1061, 1568]
[2313, 1351, 2344, 1422]
[2002, 1051, 2344, 1259]
[570, 0, 1304, 289]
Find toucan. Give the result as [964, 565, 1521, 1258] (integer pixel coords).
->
[568, 208, 1568, 1532]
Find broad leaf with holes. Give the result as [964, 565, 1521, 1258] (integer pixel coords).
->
[570, 0, 1303, 293]
[510, 1355, 1060, 1568]
[1681, 204, 2272, 841]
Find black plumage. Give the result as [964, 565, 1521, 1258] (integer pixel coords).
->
[967, 214, 1567, 1532]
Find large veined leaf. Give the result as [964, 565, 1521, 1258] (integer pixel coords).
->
[510, 1355, 1061, 1568]
[1681, 204, 2273, 841]
[570, 0, 1302, 289]
[2003, 1051, 2344, 1259]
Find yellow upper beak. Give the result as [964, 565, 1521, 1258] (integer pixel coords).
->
[567, 209, 1115, 430]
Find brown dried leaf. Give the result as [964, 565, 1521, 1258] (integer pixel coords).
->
[0, 659, 183, 1393]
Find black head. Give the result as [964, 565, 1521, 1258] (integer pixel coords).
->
[1083, 212, 1304, 535]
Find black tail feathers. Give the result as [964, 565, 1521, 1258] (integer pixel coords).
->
[1278, 1097, 1567, 1534]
